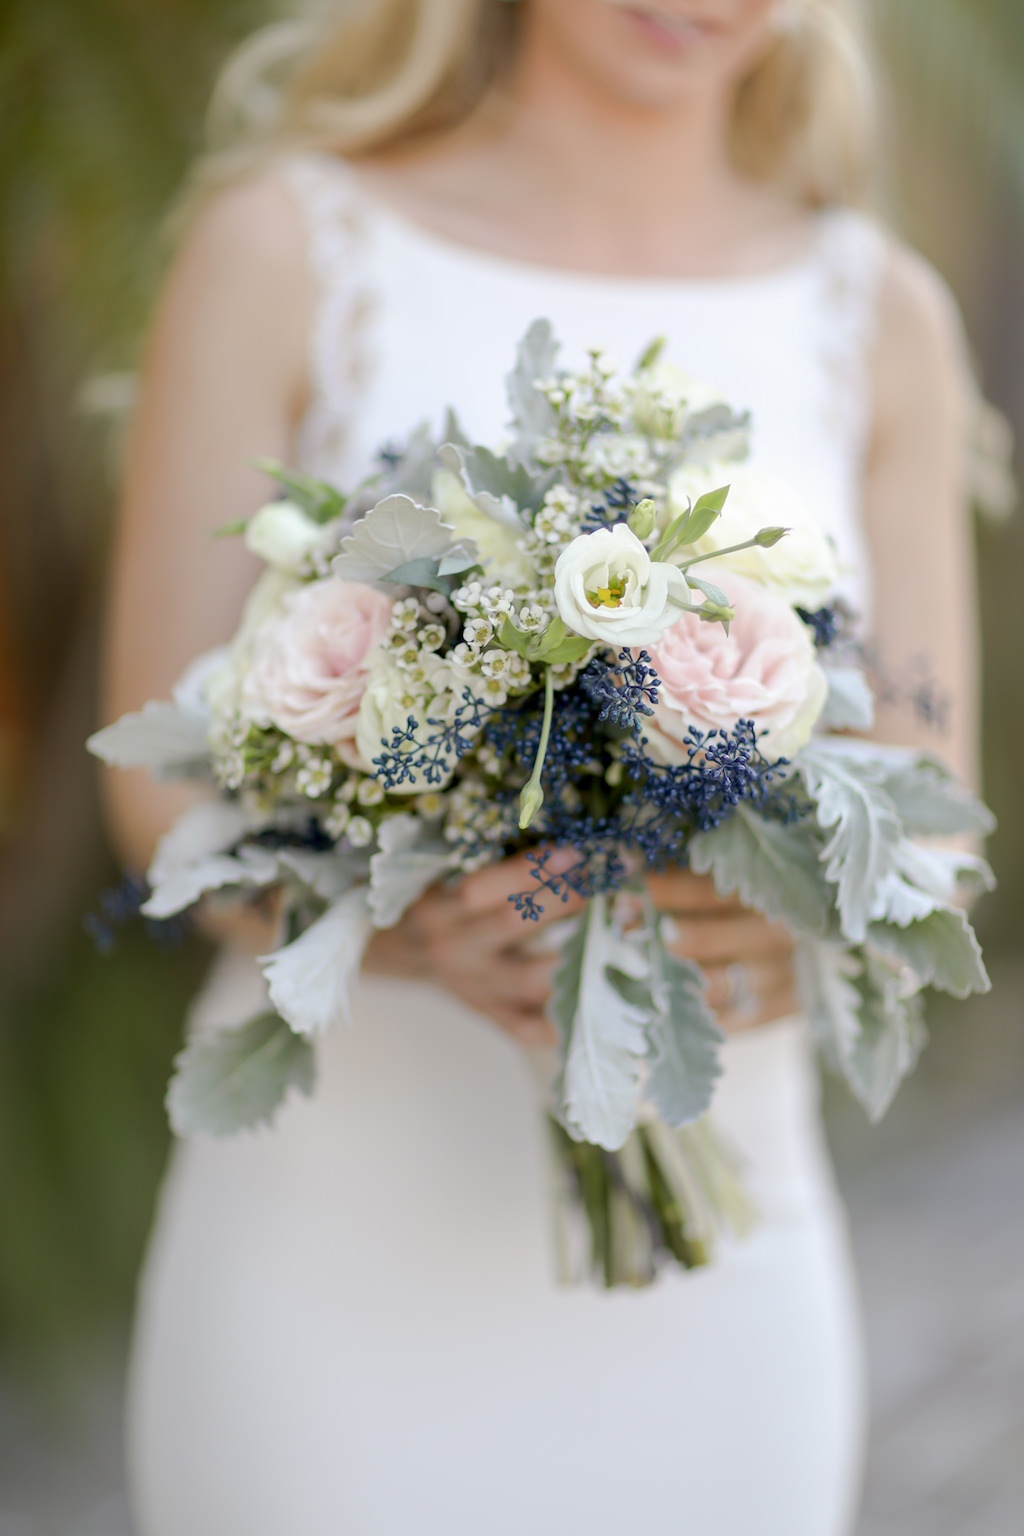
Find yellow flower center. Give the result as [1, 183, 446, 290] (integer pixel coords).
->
[586, 575, 628, 609]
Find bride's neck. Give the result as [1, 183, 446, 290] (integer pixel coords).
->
[362, 40, 807, 277]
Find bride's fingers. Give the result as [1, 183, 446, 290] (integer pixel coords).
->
[458, 847, 583, 915]
[664, 912, 794, 964]
[702, 957, 795, 1012]
[717, 983, 800, 1034]
[646, 869, 743, 913]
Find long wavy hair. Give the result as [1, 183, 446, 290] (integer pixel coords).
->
[197, 0, 878, 208]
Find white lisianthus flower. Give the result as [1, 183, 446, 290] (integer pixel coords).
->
[669, 464, 840, 609]
[244, 500, 335, 575]
[553, 524, 689, 646]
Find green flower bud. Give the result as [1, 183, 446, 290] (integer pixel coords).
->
[518, 780, 545, 830]
[754, 525, 789, 547]
[627, 498, 658, 540]
[697, 600, 735, 630]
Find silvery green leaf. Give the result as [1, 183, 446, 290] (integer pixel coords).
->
[368, 814, 454, 927]
[677, 404, 751, 465]
[143, 843, 280, 919]
[333, 495, 467, 583]
[87, 700, 210, 774]
[881, 753, 996, 837]
[689, 804, 830, 935]
[167, 1011, 315, 1137]
[375, 421, 437, 503]
[506, 319, 559, 468]
[261, 886, 372, 1035]
[553, 895, 653, 1151]
[819, 667, 876, 730]
[869, 840, 994, 928]
[147, 800, 254, 891]
[441, 408, 471, 450]
[795, 939, 863, 1072]
[643, 925, 723, 1127]
[799, 739, 903, 943]
[869, 906, 990, 998]
[846, 951, 926, 1122]
[277, 847, 368, 901]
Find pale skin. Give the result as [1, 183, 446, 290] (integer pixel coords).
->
[102, 0, 979, 1047]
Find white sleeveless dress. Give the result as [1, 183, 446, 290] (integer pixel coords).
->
[128, 156, 884, 1536]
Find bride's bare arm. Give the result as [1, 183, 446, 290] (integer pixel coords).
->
[101, 175, 313, 872]
[862, 242, 979, 785]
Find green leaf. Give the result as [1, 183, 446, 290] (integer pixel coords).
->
[685, 573, 730, 607]
[498, 615, 535, 657]
[798, 740, 904, 943]
[689, 804, 831, 935]
[461, 445, 546, 513]
[213, 518, 250, 539]
[868, 906, 990, 998]
[166, 1012, 315, 1137]
[537, 636, 593, 665]
[368, 815, 453, 928]
[819, 667, 875, 730]
[255, 460, 346, 525]
[644, 926, 724, 1127]
[634, 335, 667, 372]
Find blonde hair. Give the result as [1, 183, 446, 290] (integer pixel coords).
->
[199, 0, 876, 208]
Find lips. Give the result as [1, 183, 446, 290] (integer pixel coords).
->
[603, 1, 721, 45]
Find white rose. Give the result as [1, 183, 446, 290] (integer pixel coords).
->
[244, 500, 335, 575]
[204, 568, 301, 724]
[669, 464, 840, 609]
[355, 652, 463, 793]
[553, 524, 688, 646]
[630, 361, 725, 440]
[430, 468, 533, 584]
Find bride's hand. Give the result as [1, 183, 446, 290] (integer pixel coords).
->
[646, 869, 797, 1033]
[363, 850, 583, 1048]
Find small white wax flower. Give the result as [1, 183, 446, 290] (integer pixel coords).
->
[245, 500, 331, 574]
[553, 524, 688, 646]
[346, 816, 373, 848]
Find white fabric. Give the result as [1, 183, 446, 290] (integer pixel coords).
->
[129, 154, 884, 1535]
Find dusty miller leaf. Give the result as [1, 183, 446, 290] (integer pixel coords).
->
[795, 940, 863, 1073]
[167, 1012, 315, 1137]
[261, 887, 372, 1035]
[868, 907, 990, 998]
[368, 815, 453, 928]
[881, 753, 995, 837]
[689, 804, 830, 935]
[332, 495, 470, 583]
[846, 951, 926, 1122]
[798, 739, 903, 942]
[506, 319, 559, 469]
[643, 921, 724, 1126]
[551, 895, 653, 1151]
[819, 667, 876, 730]
[87, 700, 210, 775]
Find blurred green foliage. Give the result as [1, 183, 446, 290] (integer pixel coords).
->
[0, 0, 1021, 1379]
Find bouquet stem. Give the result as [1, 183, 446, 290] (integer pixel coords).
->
[546, 1115, 756, 1289]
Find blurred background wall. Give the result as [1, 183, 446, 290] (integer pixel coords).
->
[0, 0, 1021, 1529]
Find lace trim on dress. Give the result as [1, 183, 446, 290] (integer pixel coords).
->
[815, 208, 887, 464]
[282, 154, 377, 484]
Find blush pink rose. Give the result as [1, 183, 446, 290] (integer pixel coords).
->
[647, 574, 827, 762]
[242, 577, 393, 747]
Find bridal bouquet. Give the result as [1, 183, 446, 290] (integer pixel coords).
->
[90, 322, 993, 1287]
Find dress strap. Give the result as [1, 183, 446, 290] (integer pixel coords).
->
[281, 154, 376, 481]
[814, 208, 887, 463]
